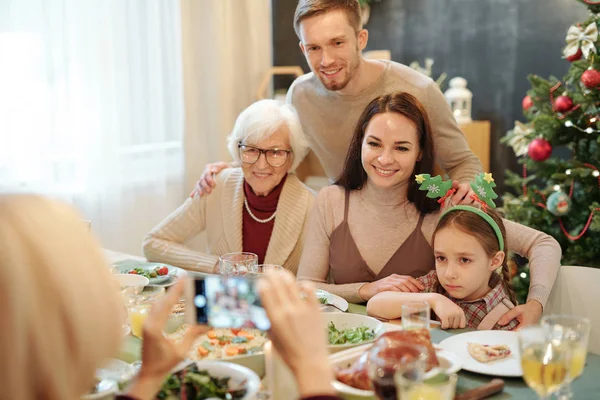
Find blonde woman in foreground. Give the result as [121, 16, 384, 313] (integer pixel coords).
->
[0, 194, 206, 400]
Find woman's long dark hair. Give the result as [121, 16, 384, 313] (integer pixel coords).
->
[334, 92, 439, 214]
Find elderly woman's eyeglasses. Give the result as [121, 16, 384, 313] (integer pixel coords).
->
[238, 143, 292, 168]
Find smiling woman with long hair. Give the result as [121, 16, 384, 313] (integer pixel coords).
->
[297, 91, 562, 328]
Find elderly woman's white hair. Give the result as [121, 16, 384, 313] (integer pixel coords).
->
[0, 195, 124, 400]
[227, 100, 309, 171]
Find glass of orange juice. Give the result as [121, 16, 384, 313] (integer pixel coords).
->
[127, 286, 165, 338]
[542, 314, 591, 400]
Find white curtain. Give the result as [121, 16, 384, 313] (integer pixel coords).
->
[0, 0, 186, 255]
[0, 0, 272, 256]
[181, 0, 273, 191]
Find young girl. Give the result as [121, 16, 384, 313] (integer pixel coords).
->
[367, 205, 519, 330]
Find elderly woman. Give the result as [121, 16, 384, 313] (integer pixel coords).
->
[143, 100, 314, 274]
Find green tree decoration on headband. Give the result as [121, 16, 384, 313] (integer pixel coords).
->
[470, 172, 498, 208]
[415, 174, 453, 199]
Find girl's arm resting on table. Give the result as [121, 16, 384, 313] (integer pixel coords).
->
[367, 292, 441, 320]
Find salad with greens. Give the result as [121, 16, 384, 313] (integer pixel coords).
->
[157, 363, 247, 400]
[327, 321, 376, 345]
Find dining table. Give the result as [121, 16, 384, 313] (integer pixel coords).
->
[108, 251, 600, 399]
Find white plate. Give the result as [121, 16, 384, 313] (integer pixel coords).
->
[115, 263, 186, 287]
[329, 343, 462, 399]
[316, 289, 349, 312]
[438, 330, 522, 377]
[81, 379, 118, 399]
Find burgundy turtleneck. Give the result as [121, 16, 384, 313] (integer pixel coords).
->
[242, 175, 287, 264]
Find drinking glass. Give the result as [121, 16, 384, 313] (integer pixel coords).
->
[218, 252, 258, 276]
[367, 340, 428, 400]
[541, 314, 591, 400]
[402, 301, 431, 331]
[519, 325, 571, 400]
[254, 264, 283, 274]
[126, 286, 165, 338]
[396, 372, 457, 400]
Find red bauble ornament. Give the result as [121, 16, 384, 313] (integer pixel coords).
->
[581, 69, 600, 88]
[522, 95, 534, 111]
[567, 48, 583, 62]
[554, 95, 573, 113]
[528, 138, 552, 162]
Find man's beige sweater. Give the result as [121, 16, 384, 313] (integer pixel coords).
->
[287, 60, 483, 181]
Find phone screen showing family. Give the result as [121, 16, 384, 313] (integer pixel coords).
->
[194, 276, 270, 330]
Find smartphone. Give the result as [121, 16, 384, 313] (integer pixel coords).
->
[186, 275, 270, 331]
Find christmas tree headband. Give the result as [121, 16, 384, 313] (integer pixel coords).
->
[415, 172, 504, 251]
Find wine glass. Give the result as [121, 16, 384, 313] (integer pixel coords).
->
[218, 252, 258, 275]
[541, 314, 591, 400]
[126, 286, 165, 338]
[519, 325, 571, 400]
[396, 372, 458, 400]
[367, 340, 428, 400]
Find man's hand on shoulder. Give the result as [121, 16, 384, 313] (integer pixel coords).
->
[190, 161, 232, 197]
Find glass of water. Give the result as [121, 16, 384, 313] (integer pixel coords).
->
[218, 252, 258, 276]
[402, 301, 431, 331]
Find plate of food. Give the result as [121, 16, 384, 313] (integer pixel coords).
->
[167, 325, 269, 377]
[437, 330, 521, 377]
[324, 313, 385, 353]
[329, 329, 462, 399]
[157, 360, 261, 400]
[81, 379, 118, 400]
[316, 289, 349, 312]
[116, 262, 182, 286]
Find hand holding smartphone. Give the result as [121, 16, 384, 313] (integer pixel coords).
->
[186, 276, 270, 331]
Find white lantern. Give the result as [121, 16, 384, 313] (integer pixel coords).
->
[444, 77, 472, 124]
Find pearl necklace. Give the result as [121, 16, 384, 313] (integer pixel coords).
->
[244, 197, 277, 223]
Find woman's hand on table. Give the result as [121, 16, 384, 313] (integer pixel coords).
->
[358, 274, 424, 301]
[258, 270, 336, 398]
[125, 279, 209, 400]
[431, 294, 467, 329]
[497, 300, 543, 330]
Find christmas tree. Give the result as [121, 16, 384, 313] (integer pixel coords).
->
[503, 0, 600, 302]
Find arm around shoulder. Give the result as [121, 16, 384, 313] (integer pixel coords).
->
[503, 219, 562, 308]
[425, 82, 482, 182]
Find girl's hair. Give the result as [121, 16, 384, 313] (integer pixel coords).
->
[0, 195, 124, 400]
[334, 91, 440, 214]
[432, 207, 517, 304]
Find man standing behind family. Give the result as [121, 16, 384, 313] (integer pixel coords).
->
[196, 0, 482, 204]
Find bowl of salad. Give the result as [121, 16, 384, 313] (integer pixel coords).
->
[157, 360, 261, 400]
[324, 313, 385, 354]
[125, 263, 176, 285]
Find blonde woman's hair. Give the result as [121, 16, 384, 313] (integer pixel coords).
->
[0, 195, 124, 400]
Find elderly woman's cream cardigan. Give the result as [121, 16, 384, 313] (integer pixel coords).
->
[143, 168, 314, 274]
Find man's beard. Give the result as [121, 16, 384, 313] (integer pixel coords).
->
[317, 51, 360, 92]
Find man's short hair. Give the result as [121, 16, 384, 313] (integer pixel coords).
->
[293, 0, 363, 39]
